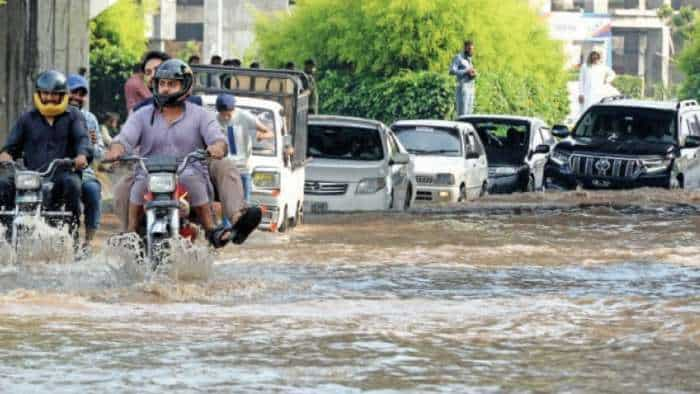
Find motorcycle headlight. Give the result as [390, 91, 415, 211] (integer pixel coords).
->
[253, 171, 281, 189]
[434, 173, 455, 185]
[491, 167, 518, 176]
[148, 174, 176, 193]
[642, 158, 672, 173]
[550, 149, 571, 166]
[356, 177, 386, 194]
[15, 173, 41, 190]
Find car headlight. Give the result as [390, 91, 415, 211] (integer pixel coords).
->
[356, 177, 386, 194]
[550, 149, 571, 165]
[253, 171, 281, 189]
[15, 173, 41, 190]
[434, 173, 455, 185]
[491, 167, 518, 176]
[642, 158, 672, 173]
[148, 173, 176, 193]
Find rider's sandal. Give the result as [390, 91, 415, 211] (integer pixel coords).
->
[207, 223, 232, 249]
[230, 206, 263, 245]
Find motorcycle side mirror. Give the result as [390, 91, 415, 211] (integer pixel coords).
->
[552, 125, 570, 138]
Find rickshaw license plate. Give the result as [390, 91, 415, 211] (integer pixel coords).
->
[254, 172, 275, 183]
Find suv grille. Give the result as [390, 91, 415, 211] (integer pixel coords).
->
[416, 175, 434, 185]
[569, 154, 642, 178]
[304, 181, 348, 195]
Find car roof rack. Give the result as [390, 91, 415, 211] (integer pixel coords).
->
[677, 99, 699, 110]
[599, 95, 629, 103]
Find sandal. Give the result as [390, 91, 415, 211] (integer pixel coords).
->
[230, 206, 262, 245]
[206, 223, 232, 249]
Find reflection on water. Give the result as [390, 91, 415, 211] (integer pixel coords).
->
[1, 190, 700, 392]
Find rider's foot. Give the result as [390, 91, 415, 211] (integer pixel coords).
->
[206, 223, 232, 249]
[230, 206, 262, 245]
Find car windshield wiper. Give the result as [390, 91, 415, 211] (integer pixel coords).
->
[407, 149, 433, 154]
[427, 149, 460, 154]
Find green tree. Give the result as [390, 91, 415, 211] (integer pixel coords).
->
[256, 0, 568, 124]
[90, 0, 150, 120]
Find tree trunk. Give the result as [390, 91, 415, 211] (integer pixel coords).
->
[0, 0, 89, 142]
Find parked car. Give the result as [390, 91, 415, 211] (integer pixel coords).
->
[458, 115, 555, 193]
[304, 115, 415, 213]
[545, 97, 700, 190]
[195, 65, 309, 232]
[391, 120, 488, 203]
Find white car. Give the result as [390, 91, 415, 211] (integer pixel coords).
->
[304, 115, 416, 213]
[202, 95, 305, 232]
[391, 120, 489, 203]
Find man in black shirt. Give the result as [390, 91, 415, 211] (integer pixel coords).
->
[0, 70, 91, 232]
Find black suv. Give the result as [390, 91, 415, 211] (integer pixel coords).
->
[545, 97, 700, 190]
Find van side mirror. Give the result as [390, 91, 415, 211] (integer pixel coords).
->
[466, 151, 480, 159]
[390, 152, 410, 165]
[552, 125, 570, 138]
[534, 144, 550, 154]
[685, 135, 700, 148]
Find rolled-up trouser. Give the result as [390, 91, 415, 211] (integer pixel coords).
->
[114, 159, 245, 231]
[456, 83, 475, 116]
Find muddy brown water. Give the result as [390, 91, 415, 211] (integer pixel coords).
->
[1, 189, 699, 393]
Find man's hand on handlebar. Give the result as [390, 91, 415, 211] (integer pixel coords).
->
[74, 154, 88, 170]
[0, 152, 12, 163]
[103, 143, 126, 162]
[207, 140, 227, 160]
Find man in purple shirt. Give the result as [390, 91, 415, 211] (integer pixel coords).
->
[105, 59, 229, 246]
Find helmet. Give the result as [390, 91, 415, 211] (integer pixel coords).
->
[33, 70, 69, 117]
[152, 59, 194, 108]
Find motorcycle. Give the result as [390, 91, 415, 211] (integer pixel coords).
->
[108, 149, 210, 266]
[0, 158, 77, 262]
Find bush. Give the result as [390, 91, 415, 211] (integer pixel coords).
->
[89, 0, 148, 121]
[612, 75, 643, 99]
[256, 0, 569, 124]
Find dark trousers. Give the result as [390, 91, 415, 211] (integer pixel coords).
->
[0, 171, 82, 229]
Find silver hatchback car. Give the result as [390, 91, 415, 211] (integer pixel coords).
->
[304, 115, 416, 213]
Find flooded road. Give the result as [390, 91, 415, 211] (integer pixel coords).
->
[1, 190, 700, 393]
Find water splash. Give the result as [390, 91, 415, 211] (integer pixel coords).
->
[0, 216, 74, 265]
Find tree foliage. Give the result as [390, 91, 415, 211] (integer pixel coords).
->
[256, 0, 568, 124]
[89, 0, 149, 121]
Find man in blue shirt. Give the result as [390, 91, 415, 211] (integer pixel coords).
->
[0, 70, 91, 234]
[449, 40, 478, 116]
[67, 74, 104, 248]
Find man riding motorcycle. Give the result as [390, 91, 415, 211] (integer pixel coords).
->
[0, 70, 91, 235]
[104, 59, 232, 247]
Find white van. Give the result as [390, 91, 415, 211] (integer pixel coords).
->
[391, 120, 489, 203]
[305, 115, 415, 213]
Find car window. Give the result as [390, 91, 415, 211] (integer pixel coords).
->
[307, 125, 384, 161]
[472, 132, 485, 156]
[466, 133, 480, 156]
[689, 113, 700, 137]
[469, 119, 529, 165]
[238, 106, 276, 157]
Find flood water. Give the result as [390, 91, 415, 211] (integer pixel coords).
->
[1, 190, 700, 393]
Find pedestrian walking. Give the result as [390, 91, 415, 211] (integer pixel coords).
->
[449, 40, 477, 116]
[578, 48, 616, 113]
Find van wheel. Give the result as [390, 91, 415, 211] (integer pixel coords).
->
[404, 185, 412, 210]
[479, 182, 488, 198]
[525, 176, 535, 192]
[458, 184, 467, 202]
[278, 205, 289, 233]
[291, 202, 303, 227]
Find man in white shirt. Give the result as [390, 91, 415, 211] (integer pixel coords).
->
[449, 40, 477, 116]
[215, 94, 274, 202]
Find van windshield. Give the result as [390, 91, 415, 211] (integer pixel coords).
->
[238, 106, 276, 157]
[307, 125, 384, 161]
[393, 126, 462, 157]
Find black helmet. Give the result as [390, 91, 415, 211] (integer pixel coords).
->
[33, 70, 69, 116]
[152, 59, 194, 108]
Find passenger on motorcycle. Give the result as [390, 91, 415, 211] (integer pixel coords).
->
[0, 70, 91, 234]
[104, 59, 231, 247]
